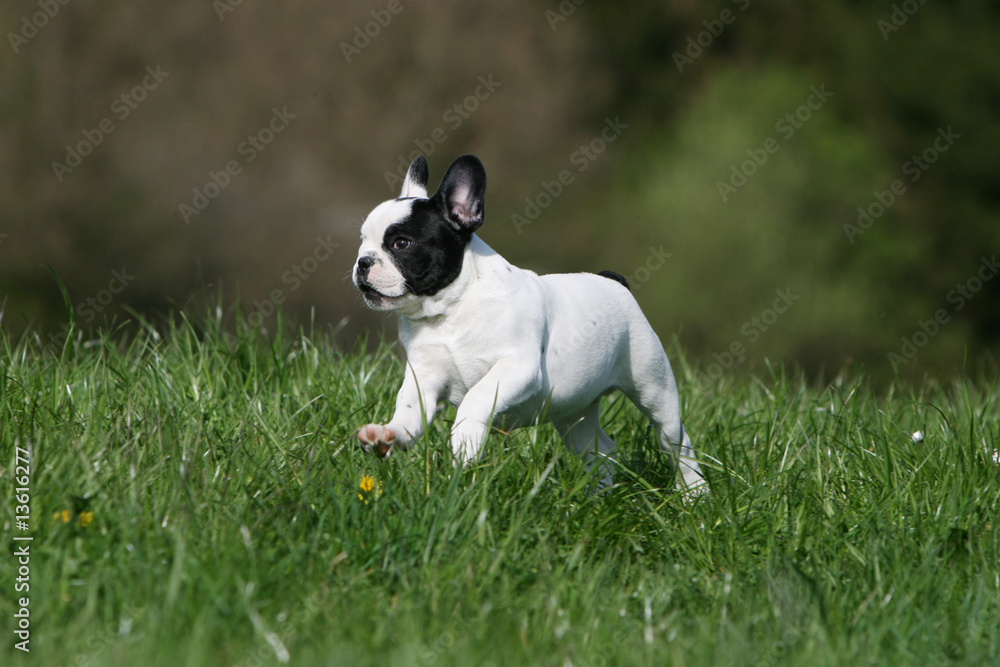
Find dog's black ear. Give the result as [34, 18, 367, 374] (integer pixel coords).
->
[435, 155, 486, 233]
[400, 156, 429, 199]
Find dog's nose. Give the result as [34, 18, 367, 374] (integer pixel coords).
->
[357, 256, 374, 276]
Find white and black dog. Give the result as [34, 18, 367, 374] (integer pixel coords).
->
[352, 155, 705, 493]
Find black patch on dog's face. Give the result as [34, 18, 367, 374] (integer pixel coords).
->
[382, 198, 473, 296]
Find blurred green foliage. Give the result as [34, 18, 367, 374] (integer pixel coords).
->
[0, 0, 997, 380]
[539, 0, 1000, 378]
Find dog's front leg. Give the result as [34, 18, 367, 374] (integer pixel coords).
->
[358, 363, 441, 457]
[451, 360, 542, 463]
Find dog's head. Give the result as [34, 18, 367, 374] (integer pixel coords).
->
[353, 155, 487, 312]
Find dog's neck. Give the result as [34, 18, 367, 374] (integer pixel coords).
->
[397, 234, 501, 322]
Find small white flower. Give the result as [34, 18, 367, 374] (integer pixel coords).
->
[910, 430, 924, 443]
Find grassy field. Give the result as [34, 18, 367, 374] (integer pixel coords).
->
[2, 315, 998, 666]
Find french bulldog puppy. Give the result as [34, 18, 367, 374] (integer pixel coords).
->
[353, 155, 704, 493]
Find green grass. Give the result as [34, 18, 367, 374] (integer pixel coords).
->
[2, 315, 998, 666]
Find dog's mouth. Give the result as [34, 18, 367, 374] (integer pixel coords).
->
[357, 281, 406, 308]
[358, 282, 393, 298]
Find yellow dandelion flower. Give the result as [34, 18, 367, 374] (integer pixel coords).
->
[358, 475, 382, 504]
[52, 509, 71, 524]
[359, 475, 376, 493]
[79, 511, 94, 527]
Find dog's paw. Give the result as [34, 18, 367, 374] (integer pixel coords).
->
[449, 422, 487, 466]
[677, 477, 709, 501]
[358, 424, 397, 458]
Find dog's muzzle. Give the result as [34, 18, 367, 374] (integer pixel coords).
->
[355, 255, 375, 281]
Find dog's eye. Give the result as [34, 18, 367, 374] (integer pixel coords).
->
[392, 238, 411, 251]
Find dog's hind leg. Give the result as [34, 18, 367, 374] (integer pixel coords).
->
[625, 386, 705, 494]
[553, 400, 618, 489]
[620, 328, 706, 495]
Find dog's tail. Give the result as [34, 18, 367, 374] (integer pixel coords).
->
[596, 270, 630, 292]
